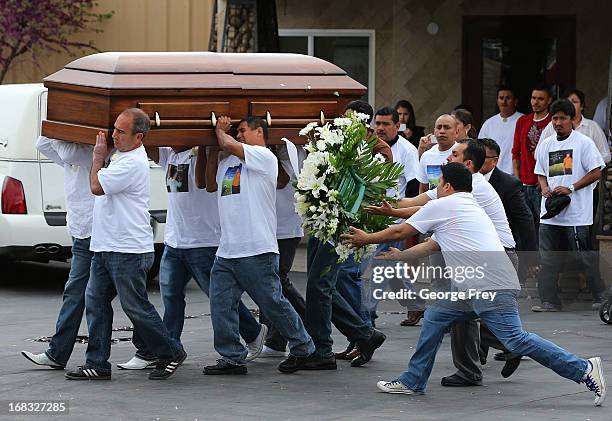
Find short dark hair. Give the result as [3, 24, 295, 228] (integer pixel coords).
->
[456, 138, 485, 172]
[550, 98, 576, 119]
[451, 108, 478, 139]
[122, 108, 151, 135]
[345, 100, 374, 124]
[497, 86, 516, 96]
[479, 138, 501, 157]
[375, 106, 399, 124]
[440, 162, 473, 193]
[532, 83, 552, 98]
[563, 88, 586, 110]
[394, 100, 417, 129]
[239, 116, 269, 140]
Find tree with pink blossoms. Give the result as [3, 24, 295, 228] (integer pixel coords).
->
[0, 0, 113, 83]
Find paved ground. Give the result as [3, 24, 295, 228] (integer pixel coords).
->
[1, 257, 611, 421]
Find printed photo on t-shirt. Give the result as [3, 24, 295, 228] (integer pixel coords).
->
[426, 165, 443, 189]
[166, 163, 189, 192]
[548, 149, 573, 177]
[221, 164, 242, 196]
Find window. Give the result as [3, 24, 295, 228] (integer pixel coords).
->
[279, 29, 375, 108]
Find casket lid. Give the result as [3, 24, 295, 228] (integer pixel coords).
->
[43, 52, 365, 92]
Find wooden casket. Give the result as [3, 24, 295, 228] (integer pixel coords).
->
[41, 52, 367, 146]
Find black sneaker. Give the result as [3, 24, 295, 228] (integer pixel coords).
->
[501, 356, 522, 378]
[203, 359, 247, 375]
[351, 329, 386, 367]
[278, 353, 337, 373]
[148, 349, 187, 380]
[65, 366, 111, 380]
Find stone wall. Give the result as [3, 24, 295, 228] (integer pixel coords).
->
[277, 0, 612, 131]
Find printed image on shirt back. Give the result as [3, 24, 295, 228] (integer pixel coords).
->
[548, 149, 573, 177]
[426, 165, 443, 189]
[221, 164, 242, 196]
[166, 163, 189, 192]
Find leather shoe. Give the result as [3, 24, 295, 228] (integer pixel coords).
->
[278, 353, 337, 373]
[400, 311, 424, 326]
[501, 356, 521, 378]
[334, 344, 354, 360]
[352, 330, 386, 367]
[203, 360, 247, 375]
[440, 373, 482, 387]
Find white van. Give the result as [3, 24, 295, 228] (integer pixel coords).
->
[0, 83, 168, 274]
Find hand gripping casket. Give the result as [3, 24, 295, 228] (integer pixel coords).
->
[41, 52, 367, 146]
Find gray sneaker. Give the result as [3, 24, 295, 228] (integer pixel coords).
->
[21, 351, 64, 369]
[531, 302, 560, 312]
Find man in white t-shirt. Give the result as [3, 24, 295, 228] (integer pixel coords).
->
[204, 116, 316, 375]
[343, 162, 606, 406]
[479, 87, 524, 174]
[21, 137, 95, 370]
[65, 109, 185, 381]
[532, 99, 606, 312]
[117, 145, 266, 369]
[416, 114, 457, 193]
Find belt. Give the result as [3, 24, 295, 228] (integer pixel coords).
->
[522, 184, 537, 187]
[504, 247, 516, 251]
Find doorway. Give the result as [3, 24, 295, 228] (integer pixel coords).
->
[462, 15, 576, 125]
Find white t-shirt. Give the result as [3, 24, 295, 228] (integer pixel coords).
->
[90, 145, 153, 253]
[159, 147, 221, 248]
[540, 117, 611, 164]
[216, 144, 279, 258]
[35, 136, 95, 239]
[416, 144, 455, 189]
[426, 172, 515, 248]
[478, 112, 523, 174]
[388, 135, 420, 197]
[407, 192, 520, 291]
[534, 130, 605, 226]
[276, 146, 304, 239]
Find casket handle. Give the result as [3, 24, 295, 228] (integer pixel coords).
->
[320, 111, 326, 125]
[211, 112, 217, 127]
[266, 111, 272, 127]
[154, 112, 161, 127]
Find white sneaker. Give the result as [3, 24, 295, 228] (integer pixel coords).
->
[583, 357, 606, 406]
[21, 351, 64, 369]
[259, 345, 288, 358]
[116, 356, 158, 370]
[376, 380, 422, 395]
[246, 324, 268, 362]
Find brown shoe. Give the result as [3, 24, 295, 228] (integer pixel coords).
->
[346, 349, 361, 359]
[400, 310, 424, 326]
[334, 345, 355, 360]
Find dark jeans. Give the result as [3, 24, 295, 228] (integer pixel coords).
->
[135, 245, 261, 360]
[523, 185, 541, 248]
[45, 237, 93, 367]
[260, 237, 307, 352]
[85, 252, 181, 372]
[304, 237, 373, 358]
[538, 224, 605, 305]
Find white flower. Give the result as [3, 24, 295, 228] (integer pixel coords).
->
[335, 243, 354, 263]
[373, 153, 386, 163]
[316, 139, 327, 151]
[354, 112, 370, 122]
[333, 117, 351, 127]
[299, 122, 318, 136]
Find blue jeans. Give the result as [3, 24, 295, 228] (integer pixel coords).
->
[523, 185, 541, 248]
[336, 255, 369, 325]
[209, 252, 314, 366]
[45, 237, 93, 367]
[134, 246, 262, 360]
[538, 224, 604, 305]
[84, 252, 182, 372]
[305, 237, 372, 357]
[397, 290, 589, 392]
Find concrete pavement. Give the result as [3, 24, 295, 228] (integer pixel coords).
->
[1, 258, 611, 420]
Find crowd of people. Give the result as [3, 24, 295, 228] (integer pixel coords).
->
[20, 84, 609, 406]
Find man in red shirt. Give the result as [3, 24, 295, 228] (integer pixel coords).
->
[512, 85, 552, 245]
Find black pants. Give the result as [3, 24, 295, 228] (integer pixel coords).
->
[259, 237, 307, 351]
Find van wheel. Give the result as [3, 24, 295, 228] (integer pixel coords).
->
[147, 246, 164, 286]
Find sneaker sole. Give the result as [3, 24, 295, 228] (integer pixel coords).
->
[203, 367, 248, 375]
[591, 357, 606, 406]
[376, 382, 422, 395]
[21, 351, 64, 369]
[65, 375, 111, 380]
